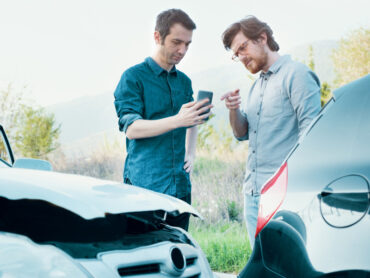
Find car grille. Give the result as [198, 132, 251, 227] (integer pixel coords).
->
[186, 257, 197, 266]
[94, 242, 205, 277]
[118, 263, 160, 275]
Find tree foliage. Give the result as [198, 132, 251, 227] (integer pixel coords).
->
[308, 45, 315, 72]
[320, 82, 331, 107]
[332, 28, 370, 87]
[196, 116, 247, 160]
[307, 45, 332, 106]
[15, 106, 60, 159]
[196, 115, 216, 151]
[0, 84, 25, 141]
[0, 85, 60, 159]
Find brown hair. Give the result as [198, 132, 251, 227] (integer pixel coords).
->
[155, 9, 196, 42]
[222, 15, 279, 51]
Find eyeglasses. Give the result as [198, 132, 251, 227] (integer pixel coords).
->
[231, 39, 250, 62]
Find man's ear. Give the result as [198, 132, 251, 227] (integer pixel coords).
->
[154, 31, 162, 45]
[258, 32, 268, 45]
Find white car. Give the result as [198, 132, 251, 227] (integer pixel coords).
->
[0, 124, 213, 278]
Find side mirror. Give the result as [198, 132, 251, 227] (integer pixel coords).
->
[13, 158, 53, 171]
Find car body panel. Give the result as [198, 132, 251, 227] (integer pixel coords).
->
[283, 75, 370, 274]
[241, 75, 370, 277]
[0, 167, 201, 220]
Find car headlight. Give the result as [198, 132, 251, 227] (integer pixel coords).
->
[0, 232, 92, 278]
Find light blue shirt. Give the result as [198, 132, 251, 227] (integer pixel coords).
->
[237, 55, 321, 194]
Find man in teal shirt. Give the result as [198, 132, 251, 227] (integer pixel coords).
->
[114, 9, 211, 230]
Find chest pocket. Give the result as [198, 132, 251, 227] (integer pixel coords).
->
[262, 85, 284, 117]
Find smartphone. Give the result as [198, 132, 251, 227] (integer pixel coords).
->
[197, 90, 213, 121]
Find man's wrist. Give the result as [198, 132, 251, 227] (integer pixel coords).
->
[229, 108, 240, 115]
[170, 115, 181, 129]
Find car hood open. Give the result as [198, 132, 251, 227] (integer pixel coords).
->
[0, 168, 201, 220]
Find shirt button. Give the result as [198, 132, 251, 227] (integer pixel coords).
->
[254, 131, 256, 134]
[257, 112, 260, 116]
[252, 169, 255, 172]
[264, 78, 267, 81]
[252, 150, 255, 154]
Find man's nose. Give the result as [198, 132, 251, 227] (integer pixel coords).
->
[239, 52, 248, 60]
[178, 44, 187, 55]
[239, 52, 249, 63]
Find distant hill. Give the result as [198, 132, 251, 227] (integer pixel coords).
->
[47, 92, 118, 144]
[48, 40, 338, 154]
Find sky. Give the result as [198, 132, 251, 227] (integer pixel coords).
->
[0, 0, 369, 106]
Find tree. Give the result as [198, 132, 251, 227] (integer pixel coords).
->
[320, 82, 331, 107]
[15, 106, 61, 159]
[308, 45, 315, 72]
[1, 84, 61, 159]
[0, 84, 25, 141]
[332, 28, 370, 87]
[306, 45, 332, 106]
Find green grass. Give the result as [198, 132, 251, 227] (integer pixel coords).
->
[192, 157, 228, 175]
[188, 156, 250, 273]
[189, 220, 251, 273]
[191, 157, 245, 224]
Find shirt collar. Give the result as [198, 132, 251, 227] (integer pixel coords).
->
[145, 57, 178, 76]
[260, 55, 291, 78]
[268, 55, 291, 74]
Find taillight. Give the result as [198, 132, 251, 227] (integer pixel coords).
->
[255, 162, 288, 237]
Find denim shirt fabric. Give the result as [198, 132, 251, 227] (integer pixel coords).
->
[238, 55, 321, 195]
[114, 57, 194, 198]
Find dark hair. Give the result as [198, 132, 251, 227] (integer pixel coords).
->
[222, 15, 279, 51]
[155, 9, 196, 41]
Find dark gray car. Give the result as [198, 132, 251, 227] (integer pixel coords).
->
[240, 75, 370, 277]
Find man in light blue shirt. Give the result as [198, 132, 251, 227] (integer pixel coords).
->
[221, 16, 321, 247]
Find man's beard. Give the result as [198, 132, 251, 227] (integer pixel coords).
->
[244, 50, 268, 74]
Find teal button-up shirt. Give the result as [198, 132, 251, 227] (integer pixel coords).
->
[114, 57, 194, 198]
[238, 55, 321, 194]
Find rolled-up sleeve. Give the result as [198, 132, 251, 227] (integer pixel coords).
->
[114, 70, 144, 132]
[289, 68, 321, 137]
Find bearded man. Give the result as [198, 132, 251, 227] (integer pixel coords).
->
[221, 16, 321, 247]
